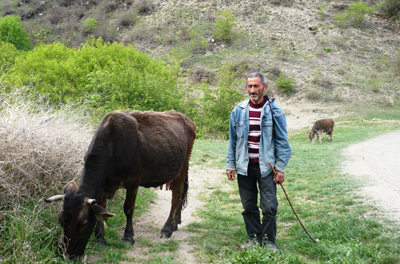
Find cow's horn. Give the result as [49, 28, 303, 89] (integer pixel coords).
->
[87, 199, 96, 204]
[44, 194, 65, 203]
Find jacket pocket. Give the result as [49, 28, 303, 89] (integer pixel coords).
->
[236, 120, 245, 138]
[261, 118, 273, 138]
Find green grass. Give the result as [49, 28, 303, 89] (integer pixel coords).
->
[186, 115, 400, 263]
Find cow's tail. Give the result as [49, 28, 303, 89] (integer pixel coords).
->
[181, 162, 189, 210]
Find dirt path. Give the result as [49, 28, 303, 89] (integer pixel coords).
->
[342, 131, 400, 224]
[120, 165, 227, 264]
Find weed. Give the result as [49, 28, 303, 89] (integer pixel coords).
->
[136, 0, 154, 14]
[306, 89, 321, 100]
[214, 10, 237, 43]
[379, 0, 400, 21]
[117, 9, 138, 28]
[270, 0, 294, 7]
[334, 2, 374, 28]
[276, 73, 295, 95]
[83, 17, 99, 34]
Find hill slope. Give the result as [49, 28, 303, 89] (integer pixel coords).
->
[3, 0, 400, 123]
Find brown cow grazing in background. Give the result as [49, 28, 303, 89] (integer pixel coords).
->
[308, 119, 334, 142]
[45, 110, 196, 260]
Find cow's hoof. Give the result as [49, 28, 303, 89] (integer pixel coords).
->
[94, 237, 106, 245]
[122, 236, 135, 245]
[160, 230, 172, 238]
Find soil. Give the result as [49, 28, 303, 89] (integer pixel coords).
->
[342, 131, 400, 225]
[116, 102, 400, 264]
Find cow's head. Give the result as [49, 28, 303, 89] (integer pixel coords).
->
[45, 181, 115, 260]
[308, 131, 314, 142]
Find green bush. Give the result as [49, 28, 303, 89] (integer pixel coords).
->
[7, 38, 182, 113]
[0, 15, 33, 51]
[214, 10, 237, 43]
[334, 2, 374, 28]
[83, 18, 99, 34]
[189, 64, 244, 139]
[276, 73, 295, 94]
[0, 41, 21, 73]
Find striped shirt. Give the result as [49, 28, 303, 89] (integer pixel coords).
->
[248, 97, 267, 164]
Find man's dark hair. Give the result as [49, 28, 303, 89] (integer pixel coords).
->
[246, 72, 268, 86]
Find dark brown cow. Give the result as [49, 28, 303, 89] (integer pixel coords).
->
[308, 119, 334, 142]
[45, 110, 196, 260]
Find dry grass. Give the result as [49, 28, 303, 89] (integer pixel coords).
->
[0, 88, 92, 206]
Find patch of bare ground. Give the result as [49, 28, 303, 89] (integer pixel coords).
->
[119, 165, 227, 264]
[342, 131, 400, 225]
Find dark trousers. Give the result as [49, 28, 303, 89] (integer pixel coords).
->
[238, 162, 278, 244]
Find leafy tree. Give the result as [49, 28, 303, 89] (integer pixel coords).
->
[0, 16, 33, 51]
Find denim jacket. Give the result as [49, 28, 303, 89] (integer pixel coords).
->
[226, 96, 292, 177]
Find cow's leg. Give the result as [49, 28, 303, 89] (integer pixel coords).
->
[122, 183, 140, 245]
[317, 130, 322, 142]
[94, 199, 107, 245]
[161, 166, 188, 238]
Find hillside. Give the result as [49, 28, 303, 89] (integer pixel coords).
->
[2, 0, 400, 125]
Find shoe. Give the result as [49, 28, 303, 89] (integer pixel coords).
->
[240, 238, 258, 250]
[266, 242, 279, 253]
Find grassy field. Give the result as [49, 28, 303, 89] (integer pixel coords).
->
[186, 115, 400, 264]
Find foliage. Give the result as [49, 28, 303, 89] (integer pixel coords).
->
[275, 73, 295, 94]
[190, 64, 244, 139]
[0, 15, 33, 51]
[83, 18, 99, 34]
[214, 10, 237, 43]
[6, 38, 182, 115]
[334, 2, 374, 28]
[0, 41, 21, 73]
[379, 0, 400, 21]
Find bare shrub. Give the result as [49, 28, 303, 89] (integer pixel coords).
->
[192, 65, 215, 83]
[94, 22, 119, 43]
[378, 96, 394, 107]
[117, 9, 138, 28]
[306, 89, 321, 100]
[393, 52, 400, 74]
[270, 0, 294, 7]
[136, 0, 154, 14]
[266, 66, 282, 79]
[180, 26, 191, 41]
[229, 56, 258, 74]
[0, 88, 92, 205]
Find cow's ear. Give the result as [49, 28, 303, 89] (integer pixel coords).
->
[64, 181, 78, 194]
[91, 204, 116, 220]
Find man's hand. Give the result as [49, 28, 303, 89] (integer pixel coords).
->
[226, 169, 236, 181]
[274, 170, 285, 184]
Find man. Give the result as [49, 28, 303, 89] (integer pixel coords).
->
[226, 72, 292, 252]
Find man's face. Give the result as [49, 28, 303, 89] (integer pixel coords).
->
[245, 77, 268, 104]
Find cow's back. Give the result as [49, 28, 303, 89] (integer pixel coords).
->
[128, 111, 196, 187]
[312, 119, 334, 132]
[82, 110, 195, 191]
